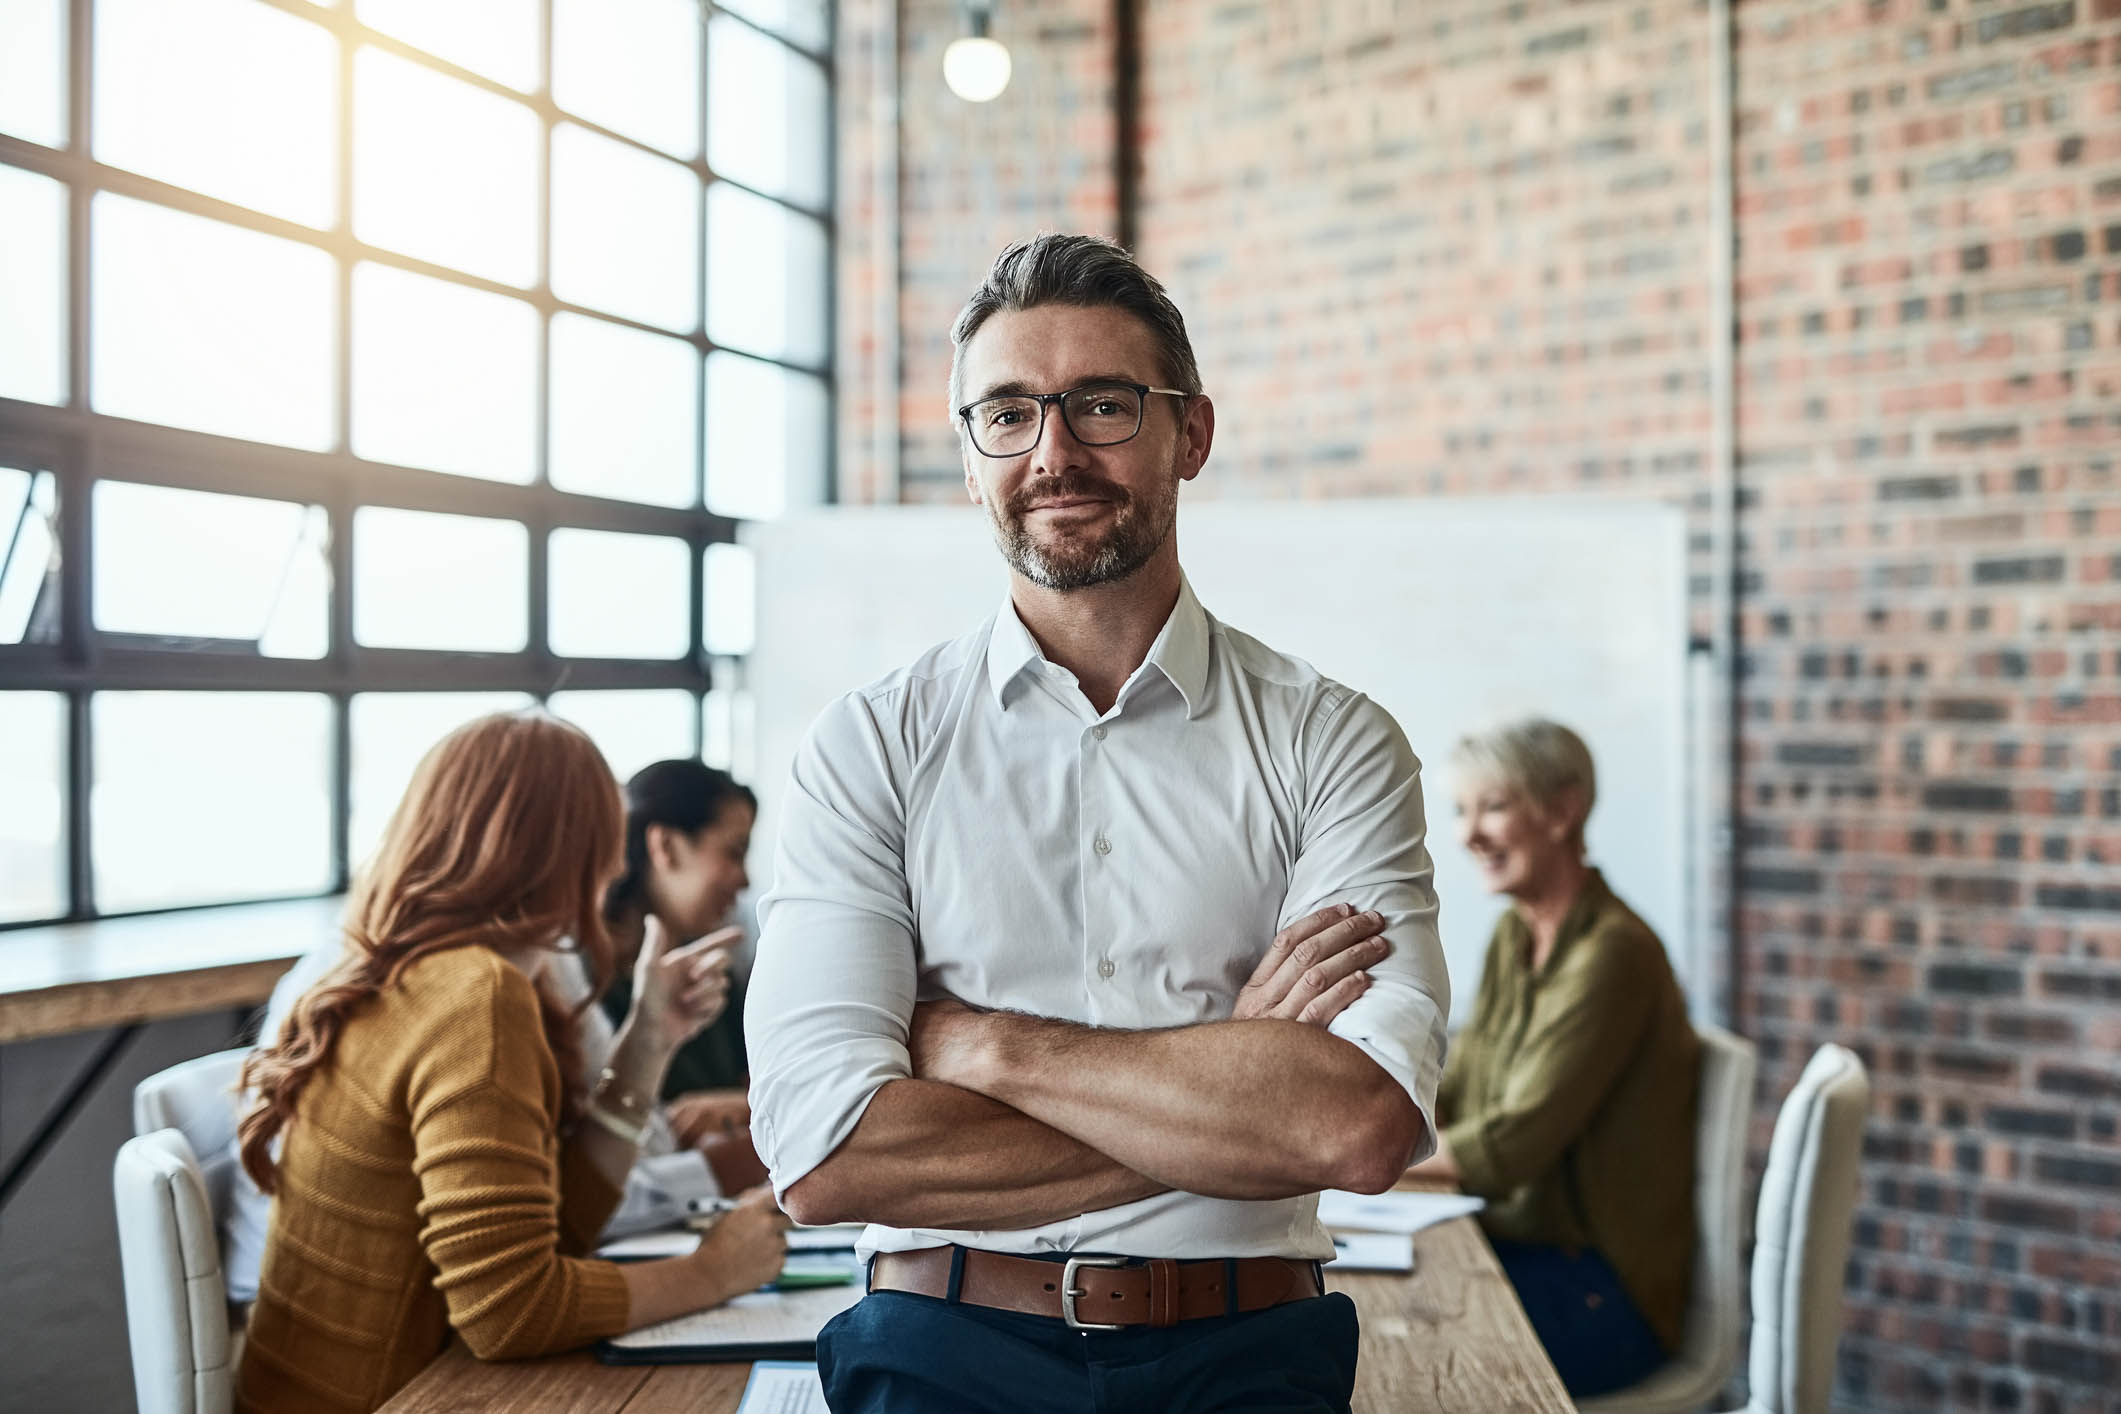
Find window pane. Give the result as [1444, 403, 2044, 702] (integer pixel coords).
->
[349, 691, 532, 864]
[0, 467, 58, 644]
[96, 0, 337, 228]
[356, 0, 541, 92]
[552, 0, 699, 159]
[703, 542, 754, 656]
[351, 262, 538, 483]
[708, 17, 827, 209]
[548, 313, 698, 507]
[551, 123, 700, 332]
[92, 193, 335, 449]
[706, 184, 827, 366]
[716, 0, 830, 53]
[0, 0, 66, 148]
[94, 482, 329, 658]
[0, 691, 65, 923]
[353, 506, 527, 650]
[0, 163, 66, 406]
[706, 352, 827, 519]
[701, 671, 754, 779]
[92, 691, 333, 911]
[354, 46, 540, 287]
[547, 689, 694, 782]
[548, 528, 691, 659]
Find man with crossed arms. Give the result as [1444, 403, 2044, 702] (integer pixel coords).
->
[746, 233, 1450, 1412]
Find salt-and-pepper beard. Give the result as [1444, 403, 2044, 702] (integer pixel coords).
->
[987, 464, 1181, 592]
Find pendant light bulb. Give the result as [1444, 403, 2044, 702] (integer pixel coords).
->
[944, 7, 1012, 103]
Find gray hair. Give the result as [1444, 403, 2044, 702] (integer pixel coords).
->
[1452, 718, 1598, 850]
[947, 234, 1203, 413]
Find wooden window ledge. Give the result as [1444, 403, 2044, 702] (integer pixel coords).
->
[0, 897, 343, 1044]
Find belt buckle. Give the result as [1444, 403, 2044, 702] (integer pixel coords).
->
[1060, 1254, 1130, 1331]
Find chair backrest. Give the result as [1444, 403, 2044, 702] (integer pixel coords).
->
[1746, 1043, 1869, 1414]
[114, 1129, 234, 1414]
[1663, 1023, 1759, 1392]
[133, 1047, 248, 1221]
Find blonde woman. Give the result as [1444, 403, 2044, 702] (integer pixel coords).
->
[1414, 718, 1699, 1397]
[234, 713, 786, 1413]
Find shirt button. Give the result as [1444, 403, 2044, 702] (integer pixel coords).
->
[1093, 834, 1112, 855]
[1098, 958, 1116, 979]
[1091, 725, 1107, 741]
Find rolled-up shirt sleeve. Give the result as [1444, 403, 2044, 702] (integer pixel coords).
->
[745, 691, 920, 1201]
[1282, 690, 1451, 1164]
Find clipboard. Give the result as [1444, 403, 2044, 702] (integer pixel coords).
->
[595, 1281, 865, 1365]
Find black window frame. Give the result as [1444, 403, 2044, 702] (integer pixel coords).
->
[0, 0, 836, 929]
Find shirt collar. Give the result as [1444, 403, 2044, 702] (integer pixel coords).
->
[984, 575, 1212, 719]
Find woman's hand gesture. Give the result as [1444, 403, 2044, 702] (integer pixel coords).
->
[629, 916, 740, 1055]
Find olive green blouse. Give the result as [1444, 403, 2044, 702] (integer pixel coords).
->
[1438, 869, 1700, 1352]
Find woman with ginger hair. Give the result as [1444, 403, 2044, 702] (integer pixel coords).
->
[233, 712, 786, 1414]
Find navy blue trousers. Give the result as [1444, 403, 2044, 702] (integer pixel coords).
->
[1488, 1238, 1669, 1398]
[817, 1279, 1360, 1414]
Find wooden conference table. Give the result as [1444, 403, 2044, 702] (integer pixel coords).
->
[380, 1192, 1572, 1414]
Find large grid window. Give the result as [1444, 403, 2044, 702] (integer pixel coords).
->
[0, 0, 832, 927]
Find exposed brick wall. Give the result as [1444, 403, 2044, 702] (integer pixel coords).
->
[836, 1, 2121, 1409]
[1732, 2, 2121, 1410]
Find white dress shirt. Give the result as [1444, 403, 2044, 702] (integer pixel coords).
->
[746, 576, 1449, 1262]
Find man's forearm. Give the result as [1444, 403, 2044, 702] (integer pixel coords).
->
[963, 1015, 1422, 1199]
[779, 1077, 1165, 1229]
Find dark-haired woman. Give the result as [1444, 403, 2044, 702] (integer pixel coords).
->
[599, 759, 768, 1193]
[234, 714, 787, 1414]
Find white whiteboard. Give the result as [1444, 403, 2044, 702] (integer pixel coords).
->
[745, 498, 1691, 1024]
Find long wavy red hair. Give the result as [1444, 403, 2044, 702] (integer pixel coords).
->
[238, 710, 624, 1193]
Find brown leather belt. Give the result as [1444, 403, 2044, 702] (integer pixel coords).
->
[868, 1246, 1324, 1331]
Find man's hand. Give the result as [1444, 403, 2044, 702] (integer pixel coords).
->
[667, 1089, 752, 1149]
[907, 997, 992, 1090]
[1232, 903, 1390, 1025]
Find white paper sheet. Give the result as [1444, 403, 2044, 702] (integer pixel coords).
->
[606, 1281, 863, 1352]
[1327, 1230, 1417, 1272]
[736, 1361, 829, 1414]
[1318, 1189, 1485, 1236]
[596, 1229, 701, 1261]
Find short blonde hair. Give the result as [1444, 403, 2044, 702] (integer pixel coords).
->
[1451, 717, 1598, 851]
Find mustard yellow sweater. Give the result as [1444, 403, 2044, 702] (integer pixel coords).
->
[235, 946, 631, 1413]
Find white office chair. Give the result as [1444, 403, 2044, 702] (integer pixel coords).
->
[1580, 1023, 1758, 1414]
[116, 1047, 249, 1414]
[1741, 1043, 1869, 1414]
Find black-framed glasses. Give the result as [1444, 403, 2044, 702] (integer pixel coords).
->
[956, 381, 1191, 458]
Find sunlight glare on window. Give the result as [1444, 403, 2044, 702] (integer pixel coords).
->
[94, 482, 328, 657]
[551, 0, 700, 159]
[551, 123, 701, 333]
[0, 0, 66, 148]
[355, 0, 541, 93]
[707, 183, 828, 367]
[0, 164, 66, 406]
[92, 691, 333, 911]
[0, 691, 66, 923]
[706, 352, 828, 520]
[703, 543, 755, 657]
[354, 46, 540, 287]
[354, 506, 528, 651]
[701, 677, 755, 780]
[92, 193, 336, 450]
[96, 0, 337, 228]
[708, 16, 828, 210]
[549, 313, 699, 508]
[715, 0, 831, 53]
[548, 528, 691, 660]
[547, 689, 696, 782]
[349, 691, 533, 863]
[352, 262, 538, 483]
